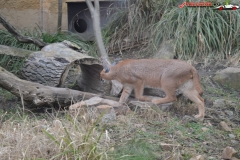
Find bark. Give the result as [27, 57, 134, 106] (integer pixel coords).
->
[0, 14, 48, 48]
[0, 45, 32, 57]
[85, 0, 123, 95]
[0, 63, 167, 112]
[0, 66, 116, 107]
[85, 0, 110, 65]
[57, 0, 63, 32]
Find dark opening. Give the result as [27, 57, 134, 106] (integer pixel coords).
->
[74, 19, 87, 33]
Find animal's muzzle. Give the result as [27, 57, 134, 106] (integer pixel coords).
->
[100, 78, 106, 83]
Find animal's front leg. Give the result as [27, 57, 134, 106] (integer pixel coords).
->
[119, 85, 133, 104]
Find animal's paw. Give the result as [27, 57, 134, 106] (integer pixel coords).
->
[151, 99, 159, 105]
[194, 114, 204, 121]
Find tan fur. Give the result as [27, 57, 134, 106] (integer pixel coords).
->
[100, 59, 205, 119]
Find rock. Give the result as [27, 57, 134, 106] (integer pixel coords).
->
[201, 127, 209, 132]
[207, 156, 216, 160]
[110, 80, 123, 96]
[225, 110, 234, 116]
[231, 140, 239, 145]
[182, 115, 198, 123]
[220, 121, 232, 132]
[161, 102, 173, 111]
[190, 155, 204, 160]
[159, 142, 181, 151]
[141, 128, 147, 132]
[97, 105, 116, 123]
[213, 99, 227, 108]
[153, 39, 175, 59]
[229, 134, 236, 139]
[221, 146, 237, 159]
[214, 67, 240, 91]
[97, 105, 113, 114]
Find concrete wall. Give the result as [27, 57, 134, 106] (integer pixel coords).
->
[0, 0, 68, 33]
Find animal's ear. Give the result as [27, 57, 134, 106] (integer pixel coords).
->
[104, 67, 110, 73]
[111, 58, 121, 66]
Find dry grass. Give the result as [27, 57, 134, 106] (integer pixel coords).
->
[0, 108, 110, 160]
[0, 96, 239, 160]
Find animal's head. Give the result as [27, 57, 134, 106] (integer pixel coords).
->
[100, 58, 121, 81]
[100, 65, 111, 81]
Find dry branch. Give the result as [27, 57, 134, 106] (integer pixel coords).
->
[0, 65, 123, 108]
[0, 14, 48, 48]
[85, 0, 110, 65]
[0, 45, 32, 57]
[0, 66, 100, 107]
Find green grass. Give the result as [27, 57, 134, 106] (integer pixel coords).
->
[0, 28, 90, 52]
[111, 138, 158, 160]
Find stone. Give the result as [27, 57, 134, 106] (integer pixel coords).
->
[189, 155, 204, 160]
[97, 105, 116, 124]
[229, 134, 236, 139]
[201, 127, 209, 132]
[110, 80, 123, 96]
[214, 67, 240, 91]
[213, 99, 227, 108]
[220, 121, 232, 132]
[159, 142, 181, 151]
[97, 105, 113, 114]
[225, 110, 234, 116]
[221, 146, 237, 159]
[141, 128, 147, 132]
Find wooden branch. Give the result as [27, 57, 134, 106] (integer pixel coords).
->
[0, 45, 32, 57]
[0, 64, 171, 114]
[57, 0, 63, 32]
[0, 14, 48, 48]
[85, 0, 110, 64]
[85, 0, 123, 95]
[86, 0, 95, 14]
[69, 96, 121, 109]
[0, 66, 101, 107]
[94, 0, 100, 14]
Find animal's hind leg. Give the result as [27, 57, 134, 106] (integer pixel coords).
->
[181, 88, 205, 119]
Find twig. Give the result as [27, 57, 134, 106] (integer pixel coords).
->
[0, 14, 48, 48]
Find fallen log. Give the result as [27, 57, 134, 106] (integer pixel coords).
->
[0, 64, 173, 115]
[0, 66, 107, 107]
[0, 45, 32, 57]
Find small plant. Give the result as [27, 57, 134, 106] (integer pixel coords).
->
[0, 28, 90, 52]
[233, 128, 240, 140]
[42, 113, 110, 160]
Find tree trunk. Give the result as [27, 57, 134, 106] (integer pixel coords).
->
[85, 0, 123, 95]
[85, 0, 110, 64]
[0, 45, 32, 57]
[0, 65, 122, 107]
[57, 0, 63, 32]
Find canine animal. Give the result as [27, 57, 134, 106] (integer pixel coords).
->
[100, 59, 205, 119]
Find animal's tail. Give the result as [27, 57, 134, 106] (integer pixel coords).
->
[191, 67, 203, 95]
